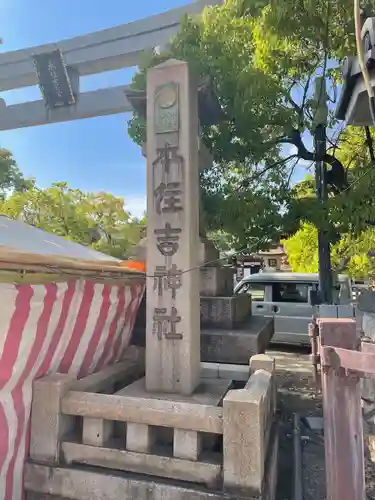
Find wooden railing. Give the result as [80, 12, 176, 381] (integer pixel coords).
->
[311, 318, 375, 500]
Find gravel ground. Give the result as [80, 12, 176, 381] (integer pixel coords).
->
[268, 346, 375, 500]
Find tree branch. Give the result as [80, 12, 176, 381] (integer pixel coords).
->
[287, 157, 300, 187]
[287, 80, 305, 128]
[280, 129, 349, 192]
[240, 155, 297, 189]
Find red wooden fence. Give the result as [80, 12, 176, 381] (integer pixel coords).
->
[311, 317, 375, 500]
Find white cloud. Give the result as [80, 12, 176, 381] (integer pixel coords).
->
[125, 195, 146, 219]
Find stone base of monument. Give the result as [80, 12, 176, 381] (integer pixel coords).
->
[200, 294, 252, 329]
[131, 297, 274, 364]
[25, 347, 279, 500]
[199, 256, 274, 364]
[200, 266, 233, 297]
[201, 316, 274, 364]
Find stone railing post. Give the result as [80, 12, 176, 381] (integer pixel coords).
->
[250, 354, 277, 410]
[223, 368, 273, 497]
[29, 373, 77, 463]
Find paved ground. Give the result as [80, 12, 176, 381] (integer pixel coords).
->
[268, 346, 375, 500]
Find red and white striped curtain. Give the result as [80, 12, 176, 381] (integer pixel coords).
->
[0, 279, 145, 500]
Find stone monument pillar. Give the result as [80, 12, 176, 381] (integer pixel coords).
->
[145, 59, 200, 395]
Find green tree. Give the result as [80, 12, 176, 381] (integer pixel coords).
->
[282, 223, 320, 273]
[128, 0, 374, 248]
[0, 149, 33, 198]
[282, 222, 375, 279]
[0, 182, 145, 258]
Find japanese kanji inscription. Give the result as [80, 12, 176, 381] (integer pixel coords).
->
[152, 306, 183, 340]
[153, 264, 182, 299]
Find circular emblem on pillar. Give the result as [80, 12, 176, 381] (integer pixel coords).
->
[154, 83, 179, 134]
[156, 84, 178, 109]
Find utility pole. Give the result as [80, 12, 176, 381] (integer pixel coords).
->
[313, 76, 333, 304]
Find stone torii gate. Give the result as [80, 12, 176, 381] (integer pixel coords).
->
[0, 0, 220, 131]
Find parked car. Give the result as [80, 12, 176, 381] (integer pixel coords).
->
[234, 272, 353, 345]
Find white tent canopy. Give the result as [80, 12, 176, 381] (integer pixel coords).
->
[0, 215, 118, 261]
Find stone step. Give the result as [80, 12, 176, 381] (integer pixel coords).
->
[201, 316, 274, 364]
[200, 266, 233, 297]
[200, 294, 251, 329]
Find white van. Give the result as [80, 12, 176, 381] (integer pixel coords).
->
[234, 272, 353, 345]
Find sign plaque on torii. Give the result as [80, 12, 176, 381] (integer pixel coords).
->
[0, 0, 221, 131]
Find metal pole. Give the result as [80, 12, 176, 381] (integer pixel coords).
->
[313, 77, 333, 304]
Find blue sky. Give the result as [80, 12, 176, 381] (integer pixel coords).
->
[0, 0, 193, 217]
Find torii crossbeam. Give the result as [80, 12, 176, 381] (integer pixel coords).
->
[0, 0, 220, 131]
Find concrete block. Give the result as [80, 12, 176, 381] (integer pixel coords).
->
[62, 441, 221, 487]
[25, 462, 226, 499]
[200, 362, 249, 381]
[363, 312, 375, 340]
[200, 266, 233, 297]
[218, 363, 250, 381]
[318, 305, 354, 318]
[173, 429, 202, 461]
[201, 316, 274, 364]
[358, 291, 375, 313]
[337, 304, 355, 318]
[126, 423, 155, 453]
[361, 374, 375, 402]
[200, 362, 219, 378]
[25, 443, 279, 499]
[117, 375, 231, 406]
[200, 294, 251, 329]
[223, 369, 273, 496]
[82, 417, 113, 447]
[250, 354, 275, 374]
[319, 304, 339, 318]
[29, 373, 77, 464]
[223, 389, 264, 495]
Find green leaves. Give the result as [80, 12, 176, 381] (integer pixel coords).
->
[0, 149, 33, 198]
[283, 224, 375, 279]
[0, 183, 145, 259]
